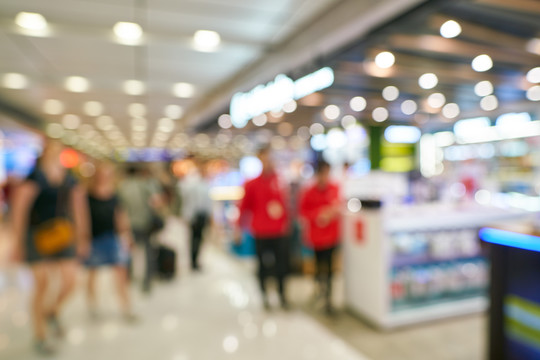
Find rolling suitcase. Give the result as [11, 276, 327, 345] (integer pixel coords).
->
[157, 245, 176, 280]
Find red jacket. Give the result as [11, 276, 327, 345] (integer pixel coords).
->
[238, 172, 288, 238]
[299, 182, 341, 250]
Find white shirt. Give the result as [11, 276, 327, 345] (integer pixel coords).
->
[180, 173, 212, 222]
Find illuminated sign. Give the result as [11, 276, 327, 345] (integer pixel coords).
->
[230, 67, 334, 128]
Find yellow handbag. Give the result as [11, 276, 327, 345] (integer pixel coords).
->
[34, 217, 74, 255]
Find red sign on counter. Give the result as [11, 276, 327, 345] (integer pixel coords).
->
[356, 219, 365, 244]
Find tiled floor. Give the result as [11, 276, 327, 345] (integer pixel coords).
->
[0, 219, 485, 359]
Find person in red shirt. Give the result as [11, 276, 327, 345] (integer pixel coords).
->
[237, 146, 289, 310]
[299, 160, 341, 314]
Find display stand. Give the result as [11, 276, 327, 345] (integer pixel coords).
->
[343, 202, 531, 329]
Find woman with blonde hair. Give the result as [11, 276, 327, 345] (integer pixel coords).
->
[11, 140, 89, 355]
[84, 162, 135, 321]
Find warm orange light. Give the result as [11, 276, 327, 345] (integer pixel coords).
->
[59, 148, 79, 169]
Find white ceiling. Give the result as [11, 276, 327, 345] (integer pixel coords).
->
[0, 0, 340, 145]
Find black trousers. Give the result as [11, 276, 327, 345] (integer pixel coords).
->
[190, 213, 208, 270]
[255, 236, 288, 299]
[314, 245, 338, 303]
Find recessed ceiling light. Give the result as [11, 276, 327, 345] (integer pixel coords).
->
[283, 100, 297, 113]
[480, 95, 498, 111]
[252, 114, 267, 127]
[164, 104, 183, 119]
[193, 30, 221, 52]
[427, 93, 446, 108]
[218, 114, 232, 129]
[65, 76, 90, 92]
[474, 80, 494, 97]
[382, 86, 399, 101]
[442, 103, 460, 118]
[310, 123, 325, 136]
[2, 73, 28, 89]
[123, 80, 145, 95]
[113, 22, 143, 44]
[372, 107, 389, 122]
[172, 82, 195, 98]
[419, 73, 438, 89]
[83, 101, 104, 117]
[46, 123, 64, 139]
[526, 85, 540, 101]
[526, 38, 540, 56]
[43, 99, 65, 115]
[131, 117, 147, 131]
[374, 51, 395, 69]
[96, 115, 114, 130]
[128, 103, 147, 117]
[350, 96, 367, 112]
[158, 118, 175, 133]
[62, 114, 81, 130]
[341, 115, 357, 129]
[15, 12, 47, 31]
[401, 100, 417, 115]
[440, 20, 461, 39]
[472, 54, 493, 72]
[526, 67, 540, 83]
[323, 105, 340, 121]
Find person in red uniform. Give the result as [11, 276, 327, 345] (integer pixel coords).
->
[237, 146, 289, 310]
[299, 160, 341, 314]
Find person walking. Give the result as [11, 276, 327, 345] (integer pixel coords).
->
[299, 160, 342, 315]
[84, 163, 135, 321]
[181, 159, 212, 271]
[11, 140, 89, 355]
[237, 146, 290, 310]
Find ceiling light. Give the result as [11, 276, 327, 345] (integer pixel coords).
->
[526, 38, 540, 55]
[15, 12, 47, 31]
[401, 100, 417, 115]
[341, 115, 356, 129]
[472, 54, 493, 72]
[283, 100, 297, 113]
[128, 103, 146, 117]
[474, 80, 494, 97]
[164, 104, 183, 119]
[442, 103, 460, 119]
[123, 80, 145, 95]
[310, 134, 327, 151]
[83, 101, 104, 117]
[270, 109, 284, 118]
[252, 114, 267, 127]
[374, 51, 395, 69]
[526, 67, 540, 83]
[193, 30, 221, 52]
[440, 20, 461, 38]
[2, 73, 28, 89]
[131, 118, 147, 131]
[43, 99, 64, 115]
[323, 105, 340, 121]
[96, 115, 113, 130]
[382, 86, 399, 101]
[65, 76, 89, 92]
[372, 107, 389, 122]
[113, 22, 143, 43]
[310, 123, 325, 136]
[419, 73, 438, 89]
[172, 82, 195, 98]
[480, 95, 498, 111]
[427, 93, 446, 108]
[297, 126, 310, 141]
[62, 114, 81, 130]
[46, 123, 64, 139]
[158, 118, 175, 133]
[526, 85, 540, 101]
[218, 114, 232, 129]
[350, 96, 367, 112]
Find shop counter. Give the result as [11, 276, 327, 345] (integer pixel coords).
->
[343, 202, 532, 329]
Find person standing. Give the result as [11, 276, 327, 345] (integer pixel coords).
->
[181, 159, 212, 271]
[237, 146, 290, 310]
[118, 166, 160, 294]
[299, 160, 342, 315]
[85, 163, 135, 321]
[11, 140, 89, 355]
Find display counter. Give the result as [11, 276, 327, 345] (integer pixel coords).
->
[343, 201, 533, 329]
[480, 224, 540, 360]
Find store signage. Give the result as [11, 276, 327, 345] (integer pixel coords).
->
[356, 220, 365, 244]
[230, 67, 334, 128]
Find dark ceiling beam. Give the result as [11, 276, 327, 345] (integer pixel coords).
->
[0, 96, 43, 129]
[474, 0, 540, 15]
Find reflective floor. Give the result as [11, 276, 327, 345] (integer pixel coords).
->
[0, 219, 484, 360]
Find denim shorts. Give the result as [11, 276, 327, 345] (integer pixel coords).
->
[85, 232, 129, 267]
